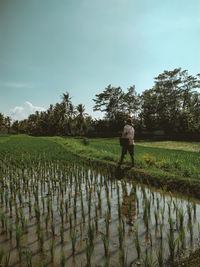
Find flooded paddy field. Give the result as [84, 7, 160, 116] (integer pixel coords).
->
[0, 155, 200, 267]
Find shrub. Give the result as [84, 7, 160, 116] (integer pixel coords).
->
[143, 154, 156, 166]
[82, 138, 90, 146]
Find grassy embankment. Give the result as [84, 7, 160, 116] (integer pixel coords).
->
[43, 136, 200, 196]
[0, 134, 200, 197]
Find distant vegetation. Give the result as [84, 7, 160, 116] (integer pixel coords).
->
[0, 68, 200, 140]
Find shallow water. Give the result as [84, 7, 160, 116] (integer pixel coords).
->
[0, 159, 200, 266]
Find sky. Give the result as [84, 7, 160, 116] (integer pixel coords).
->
[0, 0, 200, 121]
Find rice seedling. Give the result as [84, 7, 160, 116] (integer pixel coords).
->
[188, 222, 193, 243]
[154, 210, 159, 228]
[25, 249, 32, 267]
[59, 205, 64, 225]
[107, 197, 111, 215]
[144, 212, 149, 234]
[119, 246, 127, 267]
[149, 232, 153, 248]
[100, 232, 109, 258]
[50, 239, 55, 262]
[69, 213, 73, 231]
[156, 196, 160, 212]
[105, 211, 110, 237]
[60, 247, 66, 267]
[16, 224, 22, 249]
[34, 203, 41, 223]
[38, 227, 44, 252]
[192, 200, 196, 219]
[104, 257, 110, 267]
[95, 204, 98, 232]
[51, 206, 54, 220]
[136, 194, 139, 214]
[28, 199, 32, 214]
[4, 252, 10, 267]
[60, 225, 64, 244]
[143, 247, 153, 267]
[51, 220, 55, 237]
[87, 223, 95, 251]
[157, 242, 164, 267]
[135, 223, 141, 260]
[71, 228, 77, 255]
[97, 188, 102, 210]
[8, 222, 13, 239]
[161, 206, 165, 223]
[167, 230, 176, 263]
[65, 199, 68, 217]
[160, 223, 163, 241]
[187, 203, 192, 223]
[117, 199, 121, 221]
[168, 215, 173, 233]
[167, 201, 171, 218]
[9, 199, 12, 216]
[0, 212, 5, 229]
[85, 238, 93, 267]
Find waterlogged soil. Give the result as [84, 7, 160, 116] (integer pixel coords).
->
[1, 159, 200, 267]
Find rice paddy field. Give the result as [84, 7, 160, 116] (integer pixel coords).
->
[0, 135, 200, 267]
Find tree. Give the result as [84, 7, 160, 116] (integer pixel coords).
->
[0, 113, 4, 131]
[4, 116, 11, 134]
[93, 85, 125, 121]
[140, 88, 161, 132]
[75, 104, 88, 135]
[140, 68, 200, 136]
[12, 120, 19, 134]
[122, 86, 140, 117]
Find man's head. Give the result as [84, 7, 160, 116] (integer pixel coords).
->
[126, 118, 133, 125]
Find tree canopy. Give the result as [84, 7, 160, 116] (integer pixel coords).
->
[1, 68, 200, 140]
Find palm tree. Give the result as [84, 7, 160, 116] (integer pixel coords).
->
[12, 120, 19, 134]
[4, 116, 11, 134]
[76, 104, 88, 135]
[0, 113, 4, 131]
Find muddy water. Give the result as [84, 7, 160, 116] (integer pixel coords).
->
[0, 162, 200, 267]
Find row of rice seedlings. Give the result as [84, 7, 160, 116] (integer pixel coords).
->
[1, 151, 200, 266]
[139, 178, 200, 264]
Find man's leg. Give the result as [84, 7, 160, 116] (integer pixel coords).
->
[118, 146, 127, 165]
[128, 145, 134, 167]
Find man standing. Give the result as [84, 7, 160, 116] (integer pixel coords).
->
[118, 118, 135, 167]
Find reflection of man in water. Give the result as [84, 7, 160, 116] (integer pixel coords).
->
[118, 118, 135, 167]
[121, 181, 136, 225]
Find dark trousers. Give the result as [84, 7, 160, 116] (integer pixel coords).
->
[119, 145, 134, 166]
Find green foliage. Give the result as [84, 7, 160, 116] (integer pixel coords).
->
[143, 154, 157, 166]
[82, 137, 90, 146]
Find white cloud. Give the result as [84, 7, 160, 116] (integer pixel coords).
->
[11, 106, 25, 113]
[0, 81, 33, 89]
[10, 101, 46, 121]
[25, 101, 46, 113]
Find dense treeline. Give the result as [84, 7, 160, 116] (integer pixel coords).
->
[0, 93, 92, 136]
[0, 68, 200, 140]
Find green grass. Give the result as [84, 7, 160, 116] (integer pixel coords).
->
[45, 136, 200, 180]
[137, 141, 200, 152]
[0, 134, 11, 143]
[0, 135, 200, 191]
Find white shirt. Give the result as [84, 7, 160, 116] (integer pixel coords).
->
[122, 124, 134, 145]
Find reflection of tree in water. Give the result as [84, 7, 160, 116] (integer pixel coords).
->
[121, 181, 136, 225]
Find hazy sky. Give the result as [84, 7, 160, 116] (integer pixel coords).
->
[0, 0, 200, 120]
